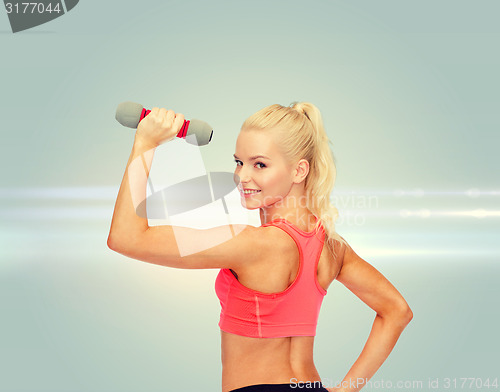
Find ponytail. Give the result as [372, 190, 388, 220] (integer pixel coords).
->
[290, 102, 347, 258]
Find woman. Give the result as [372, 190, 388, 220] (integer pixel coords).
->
[107, 102, 413, 392]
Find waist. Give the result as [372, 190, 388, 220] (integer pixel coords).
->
[221, 332, 321, 391]
[223, 365, 323, 392]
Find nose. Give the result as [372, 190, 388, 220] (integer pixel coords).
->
[233, 170, 251, 188]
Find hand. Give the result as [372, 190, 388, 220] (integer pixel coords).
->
[135, 107, 185, 147]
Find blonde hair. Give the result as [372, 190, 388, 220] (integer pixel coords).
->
[240, 102, 347, 259]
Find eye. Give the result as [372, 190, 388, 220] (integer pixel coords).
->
[234, 159, 266, 169]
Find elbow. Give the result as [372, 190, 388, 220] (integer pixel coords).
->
[380, 301, 413, 326]
[107, 233, 122, 252]
[107, 232, 145, 258]
[107, 234, 116, 251]
[400, 306, 413, 325]
[396, 304, 413, 327]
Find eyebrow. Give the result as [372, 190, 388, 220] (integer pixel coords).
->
[233, 154, 271, 160]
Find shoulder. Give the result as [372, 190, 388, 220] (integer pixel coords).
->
[259, 224, 298, 251]
[328, 234, 347, 278]
[239, 224, 298, 255]
[235, 224, 298, 270]
[223, 224, 295, 266]
[334, 235, 369, 283]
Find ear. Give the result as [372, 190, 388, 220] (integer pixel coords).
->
[293, 159, 309, 184]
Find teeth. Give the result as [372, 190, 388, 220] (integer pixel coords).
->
[243, 190, 260, 194]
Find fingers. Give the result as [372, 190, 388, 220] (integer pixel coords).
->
[151, 107, 184, 131]
[173, 112, 185, 133]
[164, 109, 175, 124]
[150, 107, 168, 120]
[152, 107, 176, 123]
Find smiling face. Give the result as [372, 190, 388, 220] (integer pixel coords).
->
[233, 129, 297, 210]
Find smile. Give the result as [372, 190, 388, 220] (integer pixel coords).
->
[240, 189, 261, 196]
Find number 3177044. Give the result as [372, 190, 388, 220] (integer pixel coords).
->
[5, 2, 62, 14]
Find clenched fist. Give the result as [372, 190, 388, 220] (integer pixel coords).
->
[135, 107, 185, 147]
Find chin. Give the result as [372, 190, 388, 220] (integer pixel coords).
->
[240, 201, 261, 210]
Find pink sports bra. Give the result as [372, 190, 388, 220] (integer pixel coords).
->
[214, 217, 327, 338]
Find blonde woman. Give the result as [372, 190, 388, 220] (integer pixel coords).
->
[108, 102, 413, 392]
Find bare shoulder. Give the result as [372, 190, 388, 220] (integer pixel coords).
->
[335, 236, 363, 282]
[328, 236, 347, 280]
[337, 236, 348, 260]
[258, 224, 298, 252]
[235, 224, 297, 270]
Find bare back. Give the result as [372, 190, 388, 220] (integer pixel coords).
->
[220, 221, 345, 392]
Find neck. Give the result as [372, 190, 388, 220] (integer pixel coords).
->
[259, 184, 315, 228]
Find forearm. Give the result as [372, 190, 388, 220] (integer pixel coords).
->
[334, 313, 411, 392]
[107, 136, 158, 247]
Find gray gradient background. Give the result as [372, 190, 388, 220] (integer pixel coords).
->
[1, 1, 499, 391]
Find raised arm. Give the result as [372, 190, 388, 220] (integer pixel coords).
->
[106, 107, 278, 271]
[330, 241, 413, 392]
[107, 107, 184, 245]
